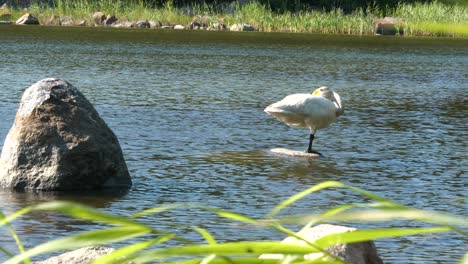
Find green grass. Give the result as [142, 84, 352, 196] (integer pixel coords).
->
[3, 0, 468, 36]
[1, 181, 467, 264]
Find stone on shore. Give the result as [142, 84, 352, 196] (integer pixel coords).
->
[174, 24, 185, 30]
[60, 16, 74, 26]
[76, 20, 87, 26]
[46, 15, 61, 26]
[132, 20, 150, 28]
[191, 15, 209, 29]
[150, 20, 162, 29]
[112, 19, 133, 28]
[16, 13, 39, 25]
[0, 78, 132, 191]
[260, 224, 383, 264]
[34, 246, 115, 264]
[92, 12, 106, 24]
[104, 14, 117, 26]
[230, 23, 255, 31]
[211, 18, 226, 30]
[374, 17, 405, 35]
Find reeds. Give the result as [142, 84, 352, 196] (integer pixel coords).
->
[5, 1, 468, 36]
[1, 181, 467, 264]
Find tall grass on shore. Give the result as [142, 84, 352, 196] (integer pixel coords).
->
[5, 0, 468, 36]
[1, 181, 467, 264]
[5, 0, 467, 36]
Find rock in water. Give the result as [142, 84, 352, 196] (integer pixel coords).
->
[35, 246, 115, 264]
[0, 78, 132, 191]
[261, 224, 383, 264]
[270, 148, 320, 158]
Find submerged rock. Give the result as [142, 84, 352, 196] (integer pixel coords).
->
[0, 78, 132, 191]
[260, 224, 383, 264]
[35, 246, 115, 264]
[16, 13, 39, 25]
[270, 148, 320, 158]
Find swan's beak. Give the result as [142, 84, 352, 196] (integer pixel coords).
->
[312, 89, 320, 96]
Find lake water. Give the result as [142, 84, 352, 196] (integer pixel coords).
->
[0, 26, 467, 263]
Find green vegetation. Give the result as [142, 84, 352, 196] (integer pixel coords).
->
[3, 0, 468, 36]
[1, 181, 467, 263]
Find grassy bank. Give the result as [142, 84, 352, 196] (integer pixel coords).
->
[3, 0, 468, 36]
[1, 181, 467, 263]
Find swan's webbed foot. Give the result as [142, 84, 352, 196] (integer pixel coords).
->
[305, 148, 323, 157]
[306, 134, 323, 156]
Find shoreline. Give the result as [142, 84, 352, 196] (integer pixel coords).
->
[2, 24, 468, 50]
[1, 1, 467, 37]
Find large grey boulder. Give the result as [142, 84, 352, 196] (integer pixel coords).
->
[261, 224, 383, 264]
[34, 246, 114, 264]
[0, 78, 132, 191]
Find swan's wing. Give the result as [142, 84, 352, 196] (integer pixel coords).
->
[264, 94, 312, 128]
[302, 96, 337, 117]
[301, 96, 338, 130]
[264, 94, 311, 114]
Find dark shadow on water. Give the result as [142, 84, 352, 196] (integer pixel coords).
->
[0, 188, 129, 209]
[0, 189, 131, 244]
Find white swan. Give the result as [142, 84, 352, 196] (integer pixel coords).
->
[264, 86, 344, 154]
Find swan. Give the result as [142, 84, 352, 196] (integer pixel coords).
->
[264, 86, 344, 154]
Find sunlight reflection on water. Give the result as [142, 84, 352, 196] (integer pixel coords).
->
[0, 27, 467, 262]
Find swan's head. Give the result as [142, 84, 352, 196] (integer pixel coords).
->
[312, 86, 334, 99]
[312, 86, 344, 116]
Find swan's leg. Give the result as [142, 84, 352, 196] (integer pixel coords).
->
[306, 134, 314, 153]
[306, 134, 322, 156]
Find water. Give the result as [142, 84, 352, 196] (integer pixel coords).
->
[0, 26, 467, 263]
